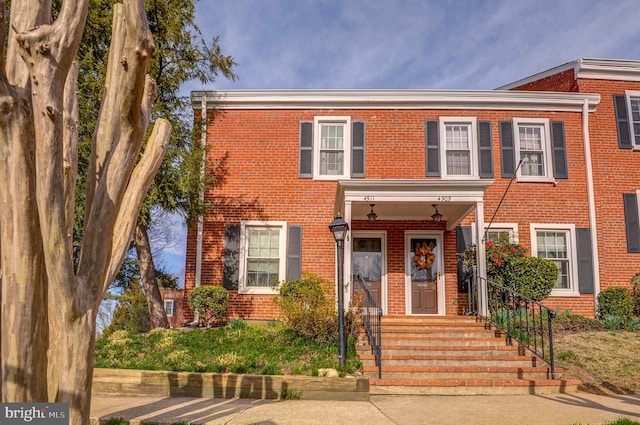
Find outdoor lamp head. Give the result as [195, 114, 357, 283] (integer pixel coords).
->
[329, 215, 349, 242]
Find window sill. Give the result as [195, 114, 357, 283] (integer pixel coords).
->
[238, 287, 279, 295]
[516, 177, 557, 184]
[549, 290, 581, 298]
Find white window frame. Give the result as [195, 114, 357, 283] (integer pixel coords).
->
[471, 223, 519, 244]
[439, 117, 478, 179]
[530, 224, 580, 297]
[164, 300, 176, 317]
[238, 221, 287, 294]
[625, 90, 640, 149]
[313, 116, 351, 180]
[513, 118, 554, 183]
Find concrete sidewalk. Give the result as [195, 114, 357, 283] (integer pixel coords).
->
[91, 393, 640, 425]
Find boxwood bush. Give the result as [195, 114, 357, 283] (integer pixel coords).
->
[502, 256, 558, 301]
[188, 285, 229, 327]
[597, 287, 635, 326]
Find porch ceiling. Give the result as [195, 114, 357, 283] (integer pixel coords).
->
[334, 179, 493, 230]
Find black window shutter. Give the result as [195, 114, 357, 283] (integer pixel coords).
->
[425, 120, 440, 176]
[478, 121, 493, 178]
[551, 121, 568, 179]
[456, 226, 472, 292]
[351, 121, 366, 178]
[614, 94, 632, 149]
[500, 121, 515, 178]
[576, 228, 594, 294]
[623, 193, 640, 253]
[299, 121, 313, 177]
[286, 225, 303, 281]
[223, 224, 240, 290]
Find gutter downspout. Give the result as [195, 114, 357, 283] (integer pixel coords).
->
[583, 99, 601, 314]
[195, 96, 207, 291]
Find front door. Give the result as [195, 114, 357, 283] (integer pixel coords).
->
[352, 232, 386, 313]
[406, 232, 443, 315]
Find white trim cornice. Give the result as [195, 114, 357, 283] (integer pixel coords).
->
[191, 89, 599, 113]
[498, 58, 640, 90]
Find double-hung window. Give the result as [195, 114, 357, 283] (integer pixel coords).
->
[314, 117, 351, 179]
[530, 224, 579, 296]
[164, 300, 176, 317]
[625, 91, 640, 148]
[239, 221, 287, 294]
[440, 118, 477, 178]
[514, 118, 553, 181]
[472, 223, 519, 244]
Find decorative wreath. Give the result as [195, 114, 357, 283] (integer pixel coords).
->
[413, 246, 435, 270]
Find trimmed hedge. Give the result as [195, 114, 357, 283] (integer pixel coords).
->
[502, 256, 558, 301]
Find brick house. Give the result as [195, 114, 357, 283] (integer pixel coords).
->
[180, 58, 640, 323]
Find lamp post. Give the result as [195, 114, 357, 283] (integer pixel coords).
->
[329, 215, 349, 367]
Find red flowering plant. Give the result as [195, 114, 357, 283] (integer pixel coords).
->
[458, 237, 527, 284]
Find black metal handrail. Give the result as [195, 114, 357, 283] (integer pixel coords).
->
[353, 273, 383, 378]
[465, 274, 557, 378]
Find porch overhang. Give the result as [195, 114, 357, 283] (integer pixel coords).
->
[334, 179, 493, 231]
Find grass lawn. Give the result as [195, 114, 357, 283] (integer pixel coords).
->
[555, 329, 640, 394]
[95, 321, 361, 376]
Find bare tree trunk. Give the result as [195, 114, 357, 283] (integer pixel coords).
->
[135, 222, 170, 328]
[0, 1, 171, 424]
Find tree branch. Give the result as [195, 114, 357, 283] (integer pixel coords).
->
[104, 117, 170, 294]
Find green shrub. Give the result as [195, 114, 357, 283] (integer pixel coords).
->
[502, 256, 558, 301]
[631, 272, 640, 317]
[597, 287, 635, 325]
[227, 318, 247, 330]
[188, 285, 229, 327]
[273, 272, 337, 345]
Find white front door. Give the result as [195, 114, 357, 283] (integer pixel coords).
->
[351, 231, 387, 314]
[405, 232, 444, 315]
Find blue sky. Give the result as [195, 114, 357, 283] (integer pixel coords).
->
[165, 0, 640, 282]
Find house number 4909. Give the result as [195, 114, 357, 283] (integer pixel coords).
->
[437, 196, 452, 202]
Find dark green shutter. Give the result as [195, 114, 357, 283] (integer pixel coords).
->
[299, 121, 313, 177]
[287, 225, 303, 281]
[456, 226, 472, 292]
[478, 121, 493, 178]
[351, 121, 366, 178]
[624, 193, 640, 253]
[576, 228, 594, 294]
[223, 224, 240, 290]
[500, 121, 515, 178]
[551, 121, 568, 179]
[425, 120, 440, 176]
[614, 94, 632, 149]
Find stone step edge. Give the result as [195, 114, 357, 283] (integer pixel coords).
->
[368, 378, 581, 387]
[361, 365, 559, 373]
[357, 345, 524, 352]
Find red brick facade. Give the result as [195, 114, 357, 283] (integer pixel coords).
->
[184, 59, 640, 322]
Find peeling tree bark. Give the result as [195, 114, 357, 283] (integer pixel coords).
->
[0, 1, 171, 424]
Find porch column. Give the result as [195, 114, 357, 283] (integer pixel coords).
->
[343, 200, 352, 311]
[474, 201, 488, 316]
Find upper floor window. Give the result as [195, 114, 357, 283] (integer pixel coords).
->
[440, 118, 478, 178]
[513, 118, 554, 182]
[314, 117, 351, 180]
[300, 117, 365, 180]
[426, 119, 493, 179]
[530, 224, 579, 297]
[238, 221, 287, 294]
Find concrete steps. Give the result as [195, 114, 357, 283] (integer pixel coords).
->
[357, 316, 580, 395]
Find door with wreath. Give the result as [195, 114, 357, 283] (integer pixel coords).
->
[407, 235, 441, 314]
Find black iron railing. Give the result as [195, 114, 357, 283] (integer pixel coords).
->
[353, 273, 383, 378]
[465, 274, 557, 378]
